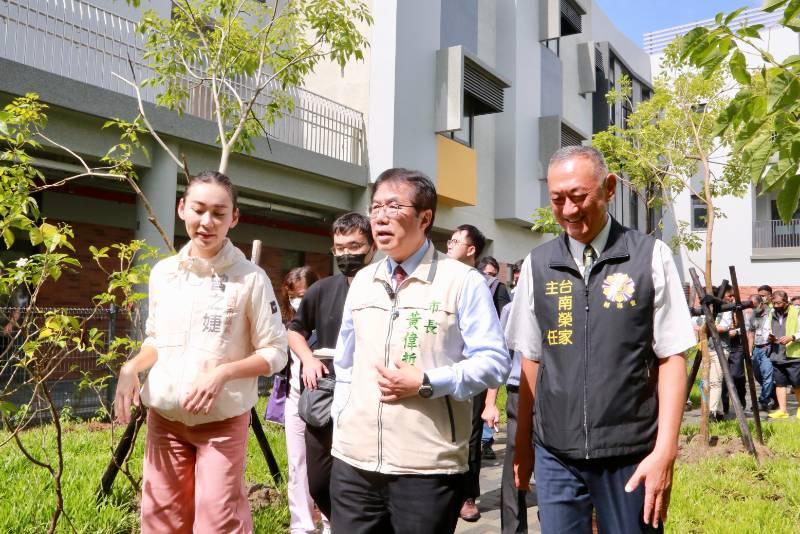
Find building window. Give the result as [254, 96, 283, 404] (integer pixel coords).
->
[560, 122, 584, 148]
[560, 0, 583, 36]
[691, 195, 707, 230]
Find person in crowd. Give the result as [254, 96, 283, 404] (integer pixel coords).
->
[477, 255, 512, 316]
[287, 212, 376, 522]
[446, 225, 508, 521]
[330, 168, 510, 533]
[758, 285, 773, 307]
[497, 299, 530, 534]
[747, 294, 777, 411]
[791, 295, 800, 308]
[281, 267, 323, 534]
[114, 171, 288, 533]
[475, 255, 512, 464]
[766, 290, 800, 419]
[508, 146, 695, 532]
[510, 259, 523, 294]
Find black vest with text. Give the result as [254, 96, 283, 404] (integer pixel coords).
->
[531, 218, 657, 460]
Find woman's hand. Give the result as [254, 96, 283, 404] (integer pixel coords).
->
[114, 364, 141, 425]
[182, 366, 230, 415]
[302, 358, 329, 390]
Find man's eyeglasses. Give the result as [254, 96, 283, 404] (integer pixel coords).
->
[331, 242, 368, 255]
[369, 203, 415, 219]
[446, 239, 470, 248]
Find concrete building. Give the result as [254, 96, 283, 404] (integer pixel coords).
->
[306, 0, 654, 276]
[0, 0, 652, 302]
[646, 7, 800, 297]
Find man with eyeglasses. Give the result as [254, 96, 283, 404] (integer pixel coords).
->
[446, 225, 511, 521]
[329, 168, 510, 533]
[287, 212, 376, 522]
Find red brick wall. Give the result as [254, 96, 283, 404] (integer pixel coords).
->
[737, 286, 800, 301]
[36, 221, 135, 308]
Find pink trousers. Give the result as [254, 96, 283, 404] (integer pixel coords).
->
[141, 410, 253, 534]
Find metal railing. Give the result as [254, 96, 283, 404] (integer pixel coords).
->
[0, 0, 366, 165]
[752, 219, 800, 249]
[643, 7, 783, 55]
[1, 305, 122, 419]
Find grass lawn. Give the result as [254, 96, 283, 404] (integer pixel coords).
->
[0, 397, 288, 533]
[669, 419, 800, 533]
[2, 391, 799, 533]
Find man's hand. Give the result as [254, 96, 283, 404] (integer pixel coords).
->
[302, 358, 329, 390]
[778, 335, 794, 345]
[114, 364, 141, 425]
[376, 359, 423, 402]
[182, 365, 230, 415]
[624, 449, 676, 529]
[513, 443, 534, 491]
[481, 403, 500, 431]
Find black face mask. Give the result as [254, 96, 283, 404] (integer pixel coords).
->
[336, 253, 368, 277]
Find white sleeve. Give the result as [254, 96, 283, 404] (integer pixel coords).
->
[504, 255, 543, 361]
[651, 240, 696, 358]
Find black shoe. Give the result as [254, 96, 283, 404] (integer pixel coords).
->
[481, 444, 496, 460]
[710, 411, 724, 423]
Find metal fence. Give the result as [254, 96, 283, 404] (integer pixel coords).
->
[752, 219, 800, 249]
[1, 305, 121, 420]
[0, 0, 366, 165]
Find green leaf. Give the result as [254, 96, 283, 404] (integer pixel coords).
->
[724, 8, 747, 25]
[766, 72, 800, 111]
[729, 50, 750, 84]
[783, 0, 800, 23]
[747, 133, 774, 183]
[28, 226, 42, 246]
[0, 401, 18, 416]
[776, 174, 800, 222]
[764, 0, 790, 13]
[2, 228, 14, 249]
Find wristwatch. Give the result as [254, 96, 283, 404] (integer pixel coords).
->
[418, 373, 434, 398]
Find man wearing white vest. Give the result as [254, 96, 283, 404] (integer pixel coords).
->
[329, 168, 511, 533]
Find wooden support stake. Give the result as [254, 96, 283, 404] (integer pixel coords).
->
[249, 239, 283, 485]
[729, 266, 763, 444]
[689, 268, 758, 461]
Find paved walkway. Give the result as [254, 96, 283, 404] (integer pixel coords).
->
[454, 384, 797, 534]
[455, 430, 540, 534]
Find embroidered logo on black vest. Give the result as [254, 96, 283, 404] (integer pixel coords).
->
[602, 273, 637, 309]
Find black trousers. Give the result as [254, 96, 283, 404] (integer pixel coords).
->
[464, 389, 487, 499]
[500, 387, 529, 534]
[304, 422, 333, 519]
[728, 348, 747, 408]
[330, 458, 463, 534]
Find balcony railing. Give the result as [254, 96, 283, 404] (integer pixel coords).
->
[0, 0, 366, 166]
[643, 7, 782, 55]
[753, 219, 800, 249]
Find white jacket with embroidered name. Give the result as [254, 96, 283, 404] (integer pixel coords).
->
[140, 240, 288, 426]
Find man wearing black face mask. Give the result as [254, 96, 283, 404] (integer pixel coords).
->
[287, 212, 376, 520]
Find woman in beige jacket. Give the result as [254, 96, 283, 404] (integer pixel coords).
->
[114, 171, 288, 533]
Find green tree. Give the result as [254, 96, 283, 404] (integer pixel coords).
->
[593, 49, 747, 442]
[120, 0, 371, 174]
[678, 0, 800, 222]
[0, 3, 373, 531]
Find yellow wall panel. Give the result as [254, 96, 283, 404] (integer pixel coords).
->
[436, 135, 477, 207]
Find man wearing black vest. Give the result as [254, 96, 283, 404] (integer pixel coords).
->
[507, 146, 695, 532]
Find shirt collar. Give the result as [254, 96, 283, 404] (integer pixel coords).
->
[386, 239, 430, 277]
[567, 214, 611, 263]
